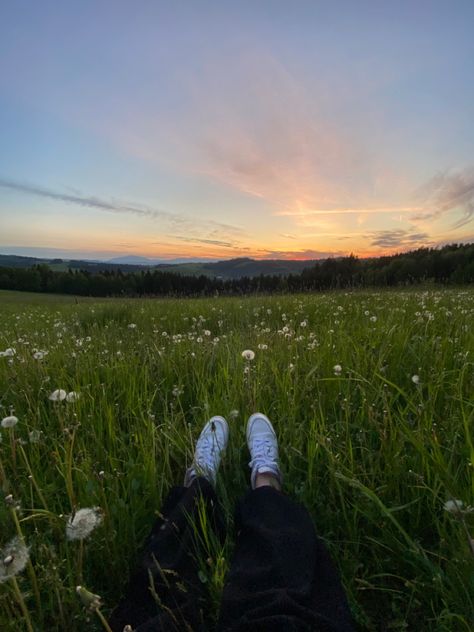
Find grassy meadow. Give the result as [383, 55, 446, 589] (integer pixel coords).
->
[0, 288, 473, 631]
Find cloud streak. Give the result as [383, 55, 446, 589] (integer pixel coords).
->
[412, 168, 474, 229]
[368, 229, 431, 249]
[0, 176, 245, 240]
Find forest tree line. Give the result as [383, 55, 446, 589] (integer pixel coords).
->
[0, 243, 473, 297]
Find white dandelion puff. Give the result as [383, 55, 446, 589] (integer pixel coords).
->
[443, 499, 465, 514]
[66, 507, 103, 541]
[229, 409, 239, 420]
[3, 348, 16, 357]
[333, 364, 342, 376]
[1, 416, 18, 429]
[411, 375, 420, 385]
[66, 391, 80, 403]
[33, 351, 48, 360]
[49, 389, 67, 401]
[0, 537, 30, 583]
[127, 323, 137, 329]
[241, 349, 255, 360]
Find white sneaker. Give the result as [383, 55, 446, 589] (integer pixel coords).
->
[184, 416, 229, 486]
[246, 413, 282, 489]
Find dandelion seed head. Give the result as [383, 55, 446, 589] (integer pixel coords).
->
[333, 364, 342, 376]
[242, 349, 255, 360]
[66, 507, 103, 541]
[411, 375, 420, 385]
[66, 391, 80, 403]
[0, 537, 29, 583]
[49, 389, 67, 402]
[443, 499, 464, 514]
[1, 416, 18, 429]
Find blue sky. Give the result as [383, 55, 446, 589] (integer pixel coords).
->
[1, 1, 473, 260]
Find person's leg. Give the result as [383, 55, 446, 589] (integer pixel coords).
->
[109, 416, 229, 632]
[217, 413, 354, 632]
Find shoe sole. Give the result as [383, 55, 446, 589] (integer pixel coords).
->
[246, 412, 276, 447]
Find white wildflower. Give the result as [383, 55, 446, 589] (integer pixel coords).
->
[33, 351, 48, 360]
[66, 391, 80, 403]
[333, 364, 342, 376]
[1, 416, 18, 429]
[257, 343, 268, 350]
[66, 507, 103, 541]
[49, 389, 67, 401]
[127, 323, 137, 329]
[443, 499, 464, 514]
[411, 375, 420, 385]
[29, 430, 42, 443]
[370, 316, 377, 323]
[203, 330, 211, 336]
[242, 349, 255, 360]
[0, 537, 30, 583]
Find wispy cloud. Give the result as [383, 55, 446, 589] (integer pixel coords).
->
[368, 229, 431, 249]
[277, 206, 423, 217]
[412, 168, 474, 229]
[170, 235, 235, 248]
[0, 176, 245, 239]
[261, 248, 345, 260]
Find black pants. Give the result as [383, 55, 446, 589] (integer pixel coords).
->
[109, 478, 354, 631]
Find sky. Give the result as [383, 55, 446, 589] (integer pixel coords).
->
[1, 0, 474, 261]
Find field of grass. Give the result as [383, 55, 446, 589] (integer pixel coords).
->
[0, 288, 473, 631]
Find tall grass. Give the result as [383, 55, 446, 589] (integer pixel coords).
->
[0, 288, 472, 630]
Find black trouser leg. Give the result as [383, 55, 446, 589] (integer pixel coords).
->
[109, 477, 223, 632]
[217, 486, 354, 632]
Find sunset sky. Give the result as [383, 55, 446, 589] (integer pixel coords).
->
[1, 1, 473, 261]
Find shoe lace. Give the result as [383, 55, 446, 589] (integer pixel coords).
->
[195, 435, 219, 471]
[249, 437, 277, 471]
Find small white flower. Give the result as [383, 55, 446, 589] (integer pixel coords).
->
[333, 364, 342, 376]
[1, 416, 18, 429]
[411, 375, 420, 385]
[29, 430, 42, 443]
[66, 507, 103, 541]
[0, 537, 30, 583]
[370, 316, 377, 323]
[257, 343, 268, 350]
[66, 391, 80, 403]
[443, 499, 464, 514]
[300, 320, 307, 328]
[127, 323, 137, 329]
[242, 349, 255, 360]
[203, 330, 211, 336]
[49, 389, 67, 401]
[33, 351, 48, 360]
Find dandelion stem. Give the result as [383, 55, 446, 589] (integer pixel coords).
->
[95, 607, 113, 632]
[11, 576, 34, 632]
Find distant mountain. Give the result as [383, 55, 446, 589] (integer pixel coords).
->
[160, 257, 317, 279]
[0, 252, 319, 279]
[107, 255, 162, 265]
